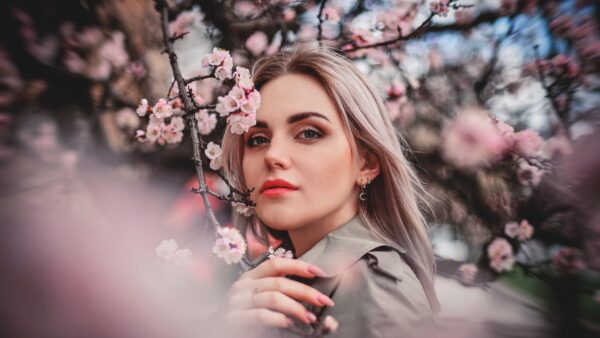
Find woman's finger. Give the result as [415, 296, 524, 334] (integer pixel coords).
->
[254, 277, 335, 308]
[227, 308, 293, 329]
[252, 290, 317, 324]
[242, 258, 326, 280]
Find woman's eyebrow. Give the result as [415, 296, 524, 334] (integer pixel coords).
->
[287, 112, 331, 124]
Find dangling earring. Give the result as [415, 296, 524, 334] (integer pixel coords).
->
[359, 179, 370, 201]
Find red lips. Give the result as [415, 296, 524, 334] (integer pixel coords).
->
[260, 178, 299, 196]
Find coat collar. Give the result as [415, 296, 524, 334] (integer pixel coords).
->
[296, 215, 406, 278]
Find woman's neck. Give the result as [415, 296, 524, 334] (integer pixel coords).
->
[287, 205, 358, 257]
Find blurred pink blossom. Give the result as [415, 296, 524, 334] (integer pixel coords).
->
[245, 31, 268, 56]
[430, 1, 449, 17]
[504, 219, 534, 241]
[136, 99, 150, 117]
[212, 226, 247, 264]
[64, 51, 86, 73]
[487, 237, 515, 273]
[513, 129, 543, 157]
[232, 201, 253, 217]
[443, 108, 508, 169]
[77, 27, 103, 48]
[195, 109, 217, 135]
[169, 10, 203, 37]
[155, 239, 192, 267]
[282, 9, 296, 22]
[88, 60, 111, 81]
[115, 108, 140, 130]
[99, 31, 129, 68]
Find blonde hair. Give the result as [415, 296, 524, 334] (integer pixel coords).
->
[222, 43, 439, 311]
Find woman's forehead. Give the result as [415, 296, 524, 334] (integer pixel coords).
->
[256, 73, 340, 122]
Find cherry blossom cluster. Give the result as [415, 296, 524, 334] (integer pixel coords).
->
[429, 1, 450, 17]
[135, 99, 185, 145]
[212, 226, 247, 264]
[156, 239, 193, 267]
[487, 237, 515, 273]
[204, 141, 223, 170]
[267, 246, 294, 260]
[169, 9, 204, 37]
[202, 47, 234, 80]
[504, 220, 534, 241]
[215, 67, 260, 134]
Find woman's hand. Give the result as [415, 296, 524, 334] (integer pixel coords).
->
[224, 258, 335, 329]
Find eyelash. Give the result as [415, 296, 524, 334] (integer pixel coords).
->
[246, 127, 324, 148]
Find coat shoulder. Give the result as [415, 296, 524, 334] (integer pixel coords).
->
[324, 248, 433, 337]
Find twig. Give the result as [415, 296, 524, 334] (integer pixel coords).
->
[157, 0, 221, 231]
[316, 0, 328, 43]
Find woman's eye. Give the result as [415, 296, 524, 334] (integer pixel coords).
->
[297, 128, 322, 140]
[246, 135, 270, 147]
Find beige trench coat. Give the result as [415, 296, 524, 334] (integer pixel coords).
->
[262, 215, 434, 338]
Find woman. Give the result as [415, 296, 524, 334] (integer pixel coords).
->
[220, 44, 439, 337]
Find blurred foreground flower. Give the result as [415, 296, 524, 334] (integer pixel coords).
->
[487, 237, 515, 273]
[155, 239, 193, 267]
[443, 108, 508, 169]
[212, 226, 247, 264]
[504, 220, 534, 241]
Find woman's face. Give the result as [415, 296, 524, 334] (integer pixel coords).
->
[242, 73, 360, 231]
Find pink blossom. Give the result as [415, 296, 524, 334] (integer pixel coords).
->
[170, 116, 185, 131]
[162, 125, 184, 144]
[268, 246, 294, 260]
[99, 31, 129, 68]
[204, 141, 222, 160]
[210, 156, 223, 171]
[430, 1, 449, 17]
[553, 247, 586, 274]
[153, 99, 173, 119]
[202, 48, 233, 80]
[513, 129, 543, 157]
[517, 159, 544, 186]
[229, 85, 246, 102]
[443, 108, 508, 169]
[247, 90, 261, 110]
[282, 9, 296, 22]
[169, 10, 203, 37]
[487, 237, 515, 273]
[504, 219, 534, 241]
[234, 1, 257, 17]
[322, 7, 340, 23]
[234, 66, 254, 91]
[77, 27, 103, 48]
[146, 120, 164, 143]
[127, 61, 146, 79]
[245, 31, 269, 56]
[88, 60, 111, 81]
[27, 35, 59, 64]
[218, 95, 240, 116]
[232, 202, 253, 217]
[64, 51, 86, 73]
[458, 263, 478, 284]
[115, 108, 140, 130]
[212, 226, 247, 264]
[195, 109, 217, 135]
[227, 113, 256, 134]
[495, 119, 515, 144]
[156, 239, 192, 267]
[136, 98, 150, 117]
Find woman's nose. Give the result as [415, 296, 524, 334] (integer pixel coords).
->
[264, 136, 291, 170]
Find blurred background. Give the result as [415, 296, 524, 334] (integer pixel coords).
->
[0, 0, 598, 337]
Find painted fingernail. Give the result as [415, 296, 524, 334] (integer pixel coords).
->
[306, 312, 317, 323]
[317, 294, 335, 307]
[308, 265, 326, 277]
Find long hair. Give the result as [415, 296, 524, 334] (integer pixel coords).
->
[221, 43, 440, 311]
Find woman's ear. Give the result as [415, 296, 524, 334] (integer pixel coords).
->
[357, 148, 381, 184]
